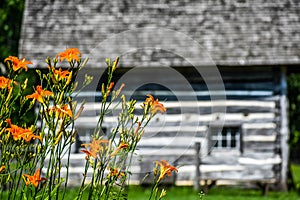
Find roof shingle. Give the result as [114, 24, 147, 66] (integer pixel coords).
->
[19, 0, 300, 67]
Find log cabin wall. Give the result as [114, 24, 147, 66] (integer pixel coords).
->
[73, 65, 286, 187]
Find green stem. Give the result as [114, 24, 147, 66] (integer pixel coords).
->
[149, 182, 159, 200]
[76, 161, 90, 200]
[62, 136, 73, 200]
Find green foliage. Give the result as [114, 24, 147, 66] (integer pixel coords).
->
[0, 49, 169, 200]
[287, 73, 300, 146]
[0, 0, 34, 125]
[12, 69, 38, 125]
[291, 164, 300, 192]
[0, 0, 25, 63]
[0, 49, 87, 200]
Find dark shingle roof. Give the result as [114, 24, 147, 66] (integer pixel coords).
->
[19, 0, 300, 67]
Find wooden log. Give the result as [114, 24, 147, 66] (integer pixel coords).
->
[194, 142, 201, 191]
[238, 157, 282, 165]
[243, 135, 277, 142]
[79, 99, 277, 110]
[278, 66, 289, 191]
[243, 142, 277, 151]
[75, 112, 278, 129]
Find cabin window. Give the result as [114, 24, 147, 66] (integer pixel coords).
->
[210, 126, 242, 151]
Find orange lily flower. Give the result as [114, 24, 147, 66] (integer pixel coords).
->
[107, 82, 114, 94]
[0, 76, 13, 89]
[22, 168, 47, 187]
[145, 94, 155, 103]
[111, 142, 129, 156]
[151, 99, 167, 114]
[48, 104, 73, 119]
[4, 56, 32, 71]
[102, 82, 115, 98]
[5, 119, 41, 142]
[143, 94, 167, 115]
[49, 66, 71, 80]
[81, 149, 96, 158]
[154, 160, 178, 181]
[26, 85, 53, 104]
[117, 142, 129, 149]
[81, 138, 108, 158]
[56, 48, 81, 62]
[107, 167, 125, 178]
[21, 129, 42, 142]
[115, 83, 125, 97]
[0, 165, 5, 173]
[133, 121, 143, 139]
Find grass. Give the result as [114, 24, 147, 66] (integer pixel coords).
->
[291, 164, 300, 190]
[125, 164, 300, 200]
[126, 185, 299, 200]
[3, 185, 299, 200]
[2, 164, 300, 199]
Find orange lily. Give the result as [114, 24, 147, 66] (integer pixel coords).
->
[115, 83, 125, 97]
[21, 129, 42, 142]
[81, 138, 108, 158]
[151, 99, 167, 114]
[22, 168, 47, 187]
[4, 56, 32, 71]
[133, 121, 143, 139]
[26, 85, 53, 104]
[102, 82, 115, 98]
[143, 94, 167, 115]
[48, 104, 73, 119]
[111, 142, 129, 156]
[107, 167, 125, 178]
[0, 165, 5, 173]
[5, 119, 41, 142]
[56, 48, 81, 62]
[0, 76, 13, 89]
[117, 142, 129, 149]
[107, 82, 114, 94]
[154, 160, 178, 181]
[49, 66, 71, 80]
[145, 94, 155, 103]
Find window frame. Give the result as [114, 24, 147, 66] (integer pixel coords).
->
[208, 124, 243, 154]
